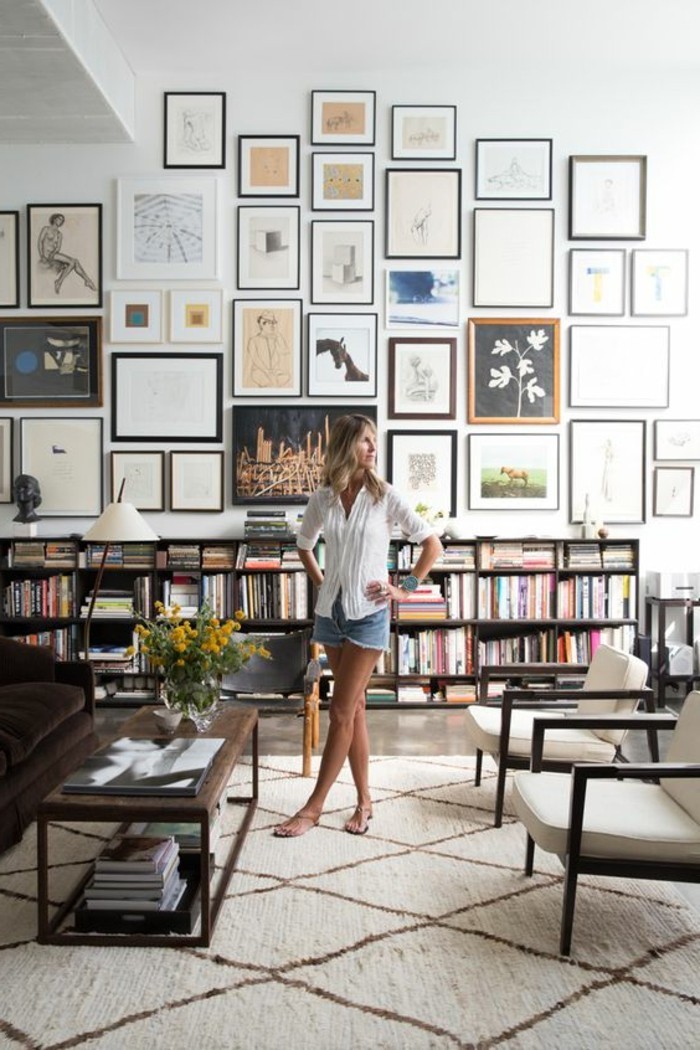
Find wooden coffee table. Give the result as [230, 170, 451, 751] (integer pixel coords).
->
[37, 704, 258, 947]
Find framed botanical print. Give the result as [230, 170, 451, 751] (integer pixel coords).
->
[237, 205, 300, 290]
[631, 249, 688, 316]
[20, 416, 103, 517]
[307, 313, 377, 398]
[237, 135, 300, 198]
[311, 152, 375, 211]
[468, 433, 560, 511]
[473, 208, 554, 307]
[0, 212, 19, 308]
[310, 219, 374, 305]
[569, 419, 646, 524]
[109, 290, 163, 343]
[386, 268, 460, 328]
[27, 204, 102, 309]
[388, 337, 456, 420]
[386, 430, 457, 517]
[653, 466, 694, 517]
[311, 90, 376, 146]
[111, 450, 165, 510]
[569, 249, 626, 316]
[385, 168, 461, 259]
[169, 289, 223, 343]
[0, 316, 102, 407]
[468, 318, 560, 424]
[569, 325, 669, 408]
[170, 450, 224, 512]
[475, 138, 553, 200]
[163, 92, 226, 168]
[391, 105, 457, 160]
[232, 298, 302, 397]
[569, 155, 647, 240]
[112, 353, 223, 442]
[654, 419, 700, 461]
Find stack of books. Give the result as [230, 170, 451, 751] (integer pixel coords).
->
[162, 573, 200, 616]
[244, 510, 293, 539]
[79, 588, 135, 619]
[202, 545, 236, 570]
[81, 834, 186, 914]
[166, 544, 201, 569]
[11, 541, 48, 568]
[396, 583, 447, 620]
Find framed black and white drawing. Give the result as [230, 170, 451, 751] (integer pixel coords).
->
[311, 152, 375, 211]
[232, 298, 302, 397]
[164, 92, 226, 169]
[468, 433, 560, 511]
[569, 249, 626, 316]
[233, 405, 377, 504]
[169, 289, 223, 343]
[653, 466, 694, 517]
[473, 208, 554, 307]
[569, 155, 647, 240]
[310, 220, 374, 305]
[111, 450, 165, 511]
[237, 205, 300, 290]
[117, 176, 219, 279]
[237, 135, 300, 198]
[20, 416, 103, 517]
[0, 316, 102, 407]
[631, 249, 688, 316]
[311, 90, 376, 146]
[569, 325, 669, 408]
[0, 212, 19, 308]
[385, 168, 461, 259]
[475, 138, 552, 200]
[307, 313, 377, 398]
[27, 204, 102, 309]
[468, 318, 560, 424]
[110, 290, 163, 343]
[386, 430, 457, 517]
[388, 337, 456, 420]
[170, 450, 224, 512]
[569, 419, 646, 524]
[0, 418, 13, 502]
[386, 268, 460, 328]
[391, 105, 457, 160]
[111, 353, 223, 443]
[654, 419, 700, 461]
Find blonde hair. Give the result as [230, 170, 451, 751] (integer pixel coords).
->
[321, 414, 385, 502]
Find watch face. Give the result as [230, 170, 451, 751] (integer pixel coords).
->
[402, 574, 419, 591]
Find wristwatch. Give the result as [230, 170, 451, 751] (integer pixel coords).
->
[400, 574, 419, 592]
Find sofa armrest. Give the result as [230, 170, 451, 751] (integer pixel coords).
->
[56, 660, 95, 717]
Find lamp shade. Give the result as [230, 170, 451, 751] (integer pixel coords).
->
[82, 501, 159, 543]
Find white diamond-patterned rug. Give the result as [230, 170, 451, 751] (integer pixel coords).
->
[1, 755, 699, 1049]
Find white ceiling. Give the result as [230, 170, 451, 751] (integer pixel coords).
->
[1, 0, 699, 144]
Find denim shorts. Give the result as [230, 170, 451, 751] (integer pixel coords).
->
[312, 593, 390, 651]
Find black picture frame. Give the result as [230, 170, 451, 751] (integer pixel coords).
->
[386, 429, 457, 517]
[310, 90, 376, 146]
[388, 336, 456, 420]
[237, 135, 300, 198]
[236, 205, 301, 290]
[475, 138, 553, 200]
[163, 91, 226, 169]
[111, 353, 223, 443]
[26, 203, 102, 309]
[0, 211, 19, 308]
[232, 405, 377, 504]
[0, 316, 102, 407]
[385, 168, 462, 259]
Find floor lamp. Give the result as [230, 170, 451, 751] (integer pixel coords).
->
[82, 483, 159, 661]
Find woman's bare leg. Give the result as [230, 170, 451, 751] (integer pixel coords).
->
[326, 647, 373, 832]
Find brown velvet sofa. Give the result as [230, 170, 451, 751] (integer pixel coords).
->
[0, 636, 98, 853]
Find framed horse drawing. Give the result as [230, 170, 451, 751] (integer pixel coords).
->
[307, 313, 377, 398]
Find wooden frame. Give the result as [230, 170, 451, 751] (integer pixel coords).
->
[391, 105, 456, 160]
[631, 249, 689, 316]
[654, 419, 700, 461]
[386, 268, 460, 328]
[468, 433, 560, 511]
[169, 289, 223, 343]
[117, 176, 219, 279]
[164, 92, 226, 169]
[569, 155, 647, 240]
[388, 337, 456, 420]
[473, 208, 554, 307]
[569, 419, 646, 524]
[0, 211, 19, 308]
[232, 298, 302, 397]
[468, 318, 560, 424]
[0, 316, 102, 407]
[233, 405, 377, 504]
[475, 138, 552, 200]
[20, 416, 103, 517]
[27, 204, 102, 309]
[653, 466, 694, 517]
[385, 168, 461, 259]
[569, 325, 669, 408]
[170, 450, 224, 512]
[109, 290, 163, 343]
[569, 249, 626, 316]
[307, 313, 377, 398]
[310, 219, 374, 305]
[110, 450, 165, 511]
[311, 90, 376, 146]
[237, 135, 300, 198]
[386, 429, 457, 518]
[311, 152, 375, 211]
[0, 417, 13, 502]
[237, 205, 300, 290]
[111, 353, 223, 443]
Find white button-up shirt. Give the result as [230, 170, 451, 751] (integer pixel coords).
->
[296, 484, 435, 620]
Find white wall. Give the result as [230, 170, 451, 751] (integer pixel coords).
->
[1, 15, 699, 590]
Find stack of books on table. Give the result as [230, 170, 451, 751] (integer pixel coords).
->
[80, 834, 186, 914]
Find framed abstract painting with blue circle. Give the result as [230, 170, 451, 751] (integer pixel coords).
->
[0, 316, 102, 407]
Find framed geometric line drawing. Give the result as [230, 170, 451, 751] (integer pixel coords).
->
[468, 433, 560, 511]
[169, 289, 223, 343]
[386, 429, 457, 518]
[170, 450, 224, 512]
[237, 135, 300, 198]
[385, 168, 462, 259]
[163, 92, 226, 169]
[569, 155, 647, 240]
[311, 90, 376, 146]
[0, 211, 19, 308]
[232, 298, 302, 397]
[112, 353, 223, 443]
[653, 466, 694, 517]
[20, 416, 104, 517]
[311, 152, 375, 211]
[569, 249, 626, 316]
[388, 337, 456, 420]
[473, 208, 554, 307]
[0, 316, 102, 408]
[468, 318, 560, 424]
[237, 205, 300, 290]
[109, 290, 163, 343]
[569, 419, 646, 524]
[391, 105, 457, 160]
[310, 219, 374, 305]
[0, 417, 13, 502]
[307, 312, 377, 398]
[475, 138, 552, 200]
[386, 268, 460, 328]
[111, 450, 165, 511]
[27, 204, 102, 309]
[631, 249, 689, 316]
[654, 419, 700, 461]
[569, 325, 669, 408]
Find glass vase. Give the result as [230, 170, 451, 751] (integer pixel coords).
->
[163, 675, 220, 733]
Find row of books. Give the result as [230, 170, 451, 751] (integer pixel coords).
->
[556, 626, 636, 663]
[396, 543, 476, 570]
[15, 626, 77, 659]
[477, 629, 557, 665]
[557, 575, 637, 619]
[477, 574, 556, 620]
[9, 540, 77, 569]
[479, 540, 557, 570]
[3, 574, 74, 618]
[396, 625, 474, 676]
[165, 544, 202, 569]
[84, 543, 155, 569]
[234, 571, 310, 620]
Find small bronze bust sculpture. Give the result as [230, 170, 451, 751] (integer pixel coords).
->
[12, 474, 42, 523]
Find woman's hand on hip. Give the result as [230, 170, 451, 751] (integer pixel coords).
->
[366, 579, 395, 604]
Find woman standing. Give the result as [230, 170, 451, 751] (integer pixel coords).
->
[274, 414, 443, 837]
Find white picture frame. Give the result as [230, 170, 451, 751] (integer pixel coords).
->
[237, 205, 300, 290]
[391, 105, 457, 160]
[569, 325, 669, 408]
[569, 419, 646, 524]
[653, 466, 694, 518]
[631, 249, 689, 316]
[169, 289, 223, 343]
[170, 450, 224, 512]
[385, 268, 460, 328]
[111, 450, 165, 510]
[20, 416, 103, 516]
[473, 208, 554, 307]
[0, 417, 13, 502]
[109, 290, 163, 343]
[569, 249, 626, 316]
[468, 433, 560, 511]
[654, 419, 700, 461]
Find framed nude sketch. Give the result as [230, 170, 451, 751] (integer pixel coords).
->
[26, 204, 102, 309]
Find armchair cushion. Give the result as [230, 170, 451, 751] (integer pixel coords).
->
[467, 706, 616, 763]
[663, 691, 700, 823]
[579, 644, 648, 745]
[0, 683, 87, 767]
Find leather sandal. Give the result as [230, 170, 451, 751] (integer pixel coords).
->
[345, 805, 372, 835]
[273, 811, 320, 838]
